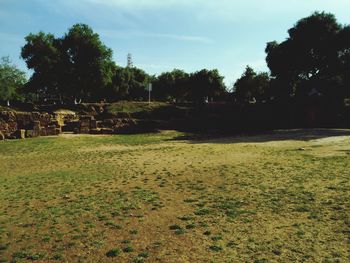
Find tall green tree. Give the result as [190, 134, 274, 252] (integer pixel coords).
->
[0, 56, 27, 105]
[127, 67, 151, 100]
[21, 24, 115, 102]
[233, 66, 270, 103]
[154, 69, 189, 101]
[21, 32, 60, 97]
[60, 24, 114, 100]
[189, 69, 226, 102]
[265, 12, 347, 102]
[108, 66, 132, 101]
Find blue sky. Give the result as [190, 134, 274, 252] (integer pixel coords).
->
[1, 0, 350, 87]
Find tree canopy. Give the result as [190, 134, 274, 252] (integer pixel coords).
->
[153, 69, 189, 102]
[21, 24, 114, 101]
[188, 69, 226, 103]
[0, 56, 27, 102]
[9, 12, 350, 106]
[233, 66, 270, 103]
[265, 11, 350, 102]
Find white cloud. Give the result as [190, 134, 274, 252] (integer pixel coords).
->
[99, 30, 213, 44]
[144, 33, 213, 44]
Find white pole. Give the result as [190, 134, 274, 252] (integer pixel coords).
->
[148, 83, 152, 104]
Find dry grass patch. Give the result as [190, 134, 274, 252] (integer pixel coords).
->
[0, 129, 349, 262]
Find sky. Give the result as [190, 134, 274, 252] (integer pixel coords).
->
[1, 0, 350, 87]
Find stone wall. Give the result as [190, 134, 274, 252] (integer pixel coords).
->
[0, 109, 157, 140]
[0, 111, 61, 140]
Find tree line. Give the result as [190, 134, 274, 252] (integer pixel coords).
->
[1, 11, 350, 107]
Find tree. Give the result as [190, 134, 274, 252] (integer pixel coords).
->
[127, 67, 151, 101]
[154, 69, 189, 101]
[153, 71, 174, 101]
[21, 32, 60, 98]
[233, 66, 270, 103]
[338, 25, 350, 98]
[108, 66, 132, 101]
[188, 69, 226, 102]
[171, 69, 190, 102]
[265, 12, 346, 102]
[0, 56, 27, 105]
[60, 24, 114, 100]
[21, 24, 115, 102]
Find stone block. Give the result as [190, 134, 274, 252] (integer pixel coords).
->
[64, 121, 80, 132]
[14, 129, 26, 139]
[90, 119, 97, 129]
[90, 128, 101, 134]
[80, 127, 90, 134]
[100, 128, 114, 134]
[25, 130, 34, 138]
[40, 128, 47, 136]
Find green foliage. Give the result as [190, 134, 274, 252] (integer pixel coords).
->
[61, 24, 114, 100]
[123, 246, 134, 253]
[233, 66, 270, 103]
[153, 69, 189, 102]
[21, 32, 61, 97]
[188, 69, 226, 102]
[14, 13, 350, 105]
[21, 24, 114, 101]
[106, 66, 153, 101]
[265, 11, 349, 102]
[0, 56, 27, 102]
[109, 66, 132, 100]
[127, 67, 152, 100]
[106, 248, 121, 257]
[209, 245, 222, 252]
[153, 68, 226, 103]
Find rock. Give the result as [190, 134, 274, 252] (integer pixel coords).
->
[16, 112, 33, 129]
[40, 128, 47, 136]
[25, 130, 34, 138]
[90, 119, 97, 129]
[90, 128, 101, 134]
[99, 128, 114, 134]
[46, 126, 57, 136]
[64, 120, 80, 132]
[80, 127, 90, 134]
[116, 112, 131, 118]
[55, 128, 61, 135]
[14, 129, 26, 139]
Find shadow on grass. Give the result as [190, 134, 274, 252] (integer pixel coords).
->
[169, 128, 350, 144]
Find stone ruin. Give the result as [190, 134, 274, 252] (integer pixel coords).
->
[0, 111, 62, 140]
[66, 115, 147, 135]
[0, 109, 155, 140]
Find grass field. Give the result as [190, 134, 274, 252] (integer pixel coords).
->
[0, 130, 349, 262]
[107, 101, 169, 115]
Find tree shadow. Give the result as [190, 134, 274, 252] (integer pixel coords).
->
[170, 128, 350, 144]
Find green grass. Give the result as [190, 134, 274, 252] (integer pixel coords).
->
[107, 101, 168, 115]
[0, 130, 349, 262]
[106, 248, 121, 257]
